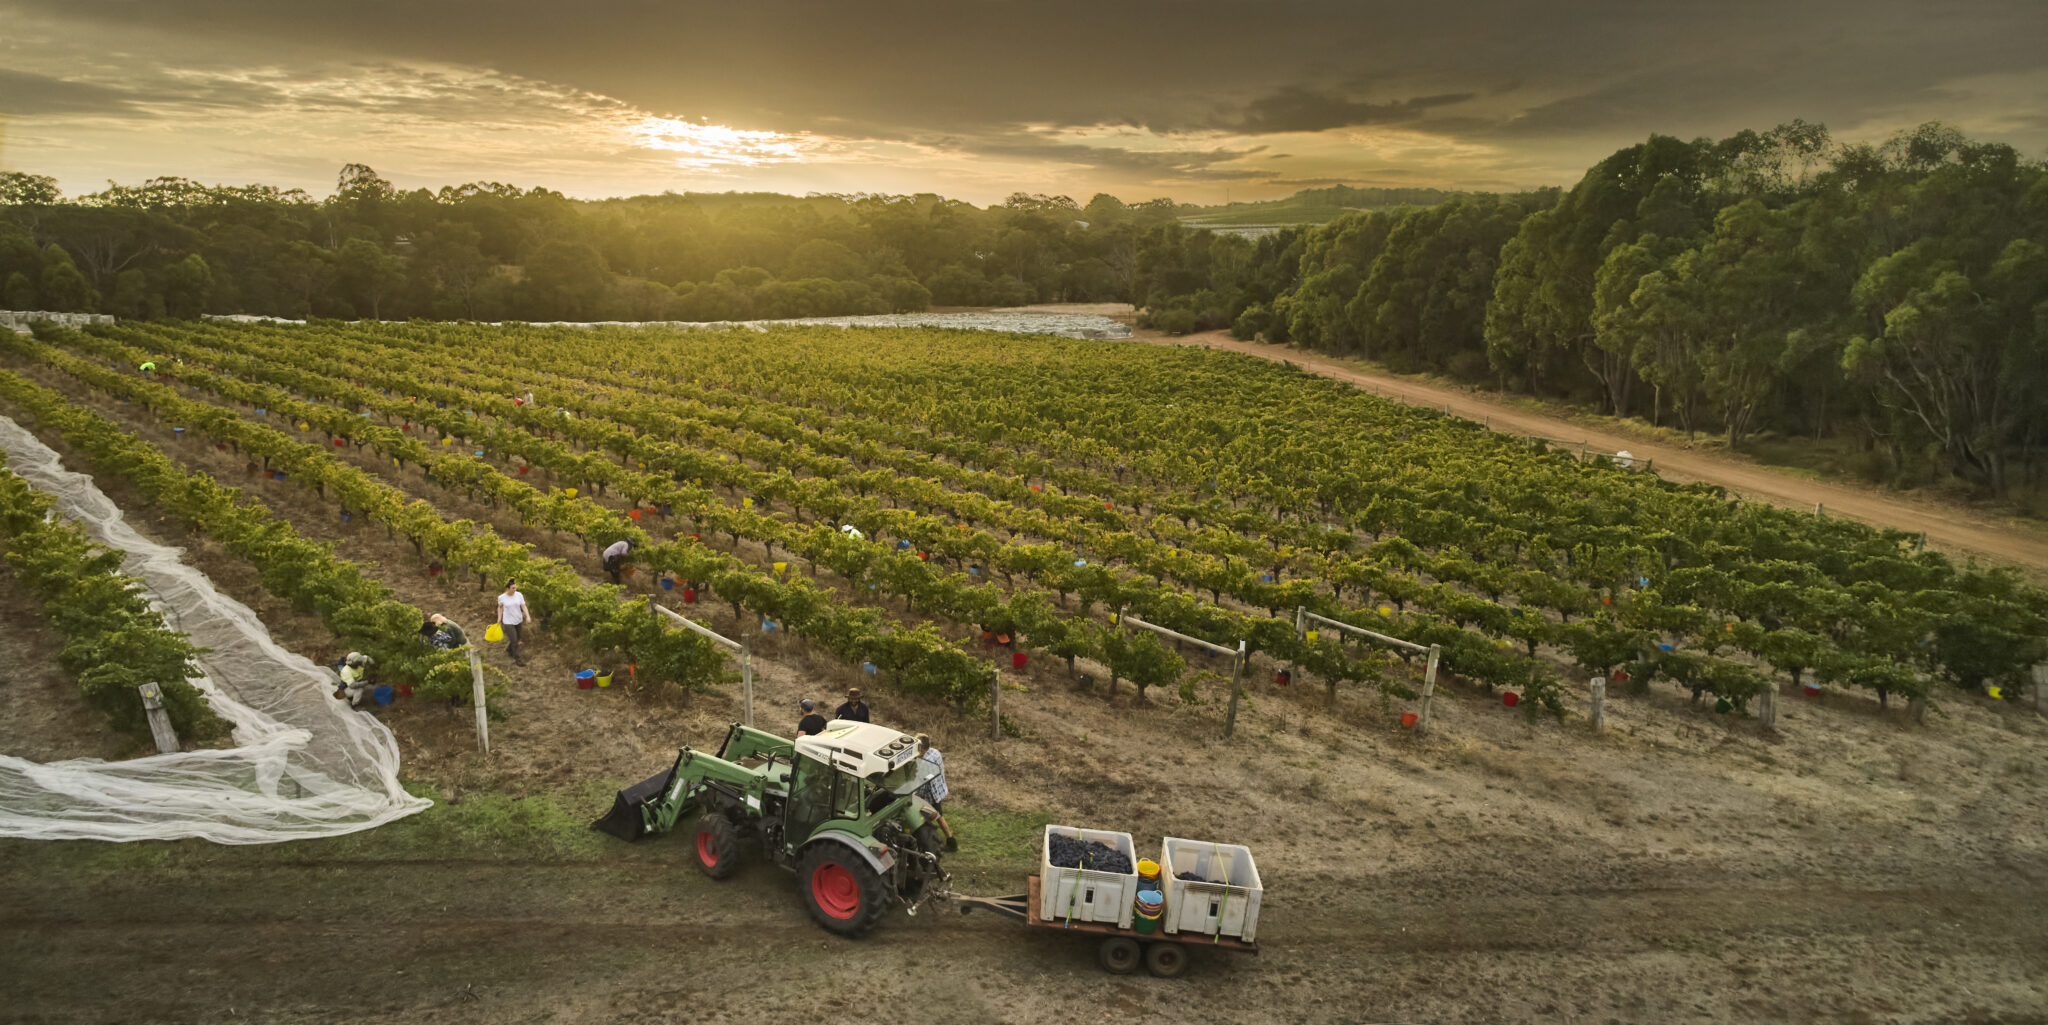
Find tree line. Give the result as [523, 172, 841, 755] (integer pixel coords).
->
[0, 166, 1191, 325]
[1136, 122, 2048, 499]
[3, 119, 2042, 495]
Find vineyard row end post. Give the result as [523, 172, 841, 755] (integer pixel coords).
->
[1589, 676, 1605, 731]
[1416, 644, 1442, 735]
[136, 682, 179, 755]
[2035, 663, 2048, 716]
[990, 667, 1001, 740]
[741, 643, 754, 728]
[1291, 604, 1306, 679]
[1758, 679, 1778, 730]
[1224, 640, 1247, 738]
[467, 647, 490, 755]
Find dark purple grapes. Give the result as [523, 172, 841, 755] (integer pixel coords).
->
[1046, 833, 1132, 874]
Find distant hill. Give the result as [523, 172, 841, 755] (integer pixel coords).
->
[1180, 185, 1467, 227]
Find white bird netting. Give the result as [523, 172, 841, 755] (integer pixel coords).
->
[0, 414, 430, 842]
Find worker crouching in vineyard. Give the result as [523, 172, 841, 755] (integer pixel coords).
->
[601, 538, 631, 585]
[422, 613, 466, 649]
[332, 652, 377, 706]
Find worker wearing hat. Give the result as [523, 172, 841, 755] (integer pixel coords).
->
[795, 699, 827, 737]
[834, 687, 870, 723]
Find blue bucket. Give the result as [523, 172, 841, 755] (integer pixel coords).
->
[371, 686, 395, 706]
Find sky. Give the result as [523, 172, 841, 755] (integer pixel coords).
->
[2, 0, 2045, 206]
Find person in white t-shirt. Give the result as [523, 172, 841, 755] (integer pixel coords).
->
[496, 579, 531, 666]
[601, 538, 631, 585]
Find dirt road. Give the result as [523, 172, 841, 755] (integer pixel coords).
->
[1129, 329, 2048, 574]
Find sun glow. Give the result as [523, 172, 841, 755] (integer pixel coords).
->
[625, 116, 812, 170]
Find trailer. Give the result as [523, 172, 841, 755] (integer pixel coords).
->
[952, 875, 1259, 977]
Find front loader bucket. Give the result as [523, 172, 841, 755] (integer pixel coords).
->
[590, 756, 681, 842]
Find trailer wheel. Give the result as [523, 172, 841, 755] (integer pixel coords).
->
[1097, 937, 1141, 974]
[692, 814, 738, 879]
[1143, 941, 1189, 978]
[798, 844, 887, 937]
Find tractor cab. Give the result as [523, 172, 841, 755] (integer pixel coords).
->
[782, 721, 933, 848]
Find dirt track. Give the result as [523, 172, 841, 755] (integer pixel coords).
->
[1127, 328, 2048, 575]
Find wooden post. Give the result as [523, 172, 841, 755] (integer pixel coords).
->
[1589, 676, 1605, 731]
[1415, 644, 1442, 735]
[1909, 694, 1927, 724]
[467, 647, 490, 754]
[1758, 682, 1778, 730]
[990, 667, 1002, 740]
[136, 683, 179, 754]
[1223, 640, 1247, 738]
[1814, 502, 1824, 516]
[741, 643, 755, 728]
[2035, 664, 2047, 716]
[1291, 604, 1305, 682]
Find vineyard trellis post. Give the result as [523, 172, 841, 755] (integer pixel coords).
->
[1119, 612, 1246, 737]
[1295, 606, 1442, 735]
[1589, 677, 1605, 731]
[990, 667, 1001, 740]
[467, 647, 490, 754]
[1758, 681, 1778, 730]
[2034, 664, 2047, 716]
[652, 601, 754, 727]
[135, 683, 179, 754]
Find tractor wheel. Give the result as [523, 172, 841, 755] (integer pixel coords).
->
[798, 844, 887, 937]
[692, 814, 739, 880]
[1097, 937, 1141, 974]
[1143, 941, 1189, 978]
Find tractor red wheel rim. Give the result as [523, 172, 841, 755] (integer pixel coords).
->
[812, 863, 860, 919]
[696, 831, 718, 867]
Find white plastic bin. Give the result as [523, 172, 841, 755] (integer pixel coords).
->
[1040, 824, 1138, 929]
[1160, 836, 1263, 942]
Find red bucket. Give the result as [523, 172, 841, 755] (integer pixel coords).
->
[1400, 712, 1419, 728]
[1012, 652, 1028, 669]
[682, 588, 697, 603]
[1503, 692, 1520, 707]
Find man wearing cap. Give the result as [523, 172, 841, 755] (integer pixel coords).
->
[795, 699, 827, 737]
[834, 687, 870, 723]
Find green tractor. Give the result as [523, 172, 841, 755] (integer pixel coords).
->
[593, 719, 950, 936]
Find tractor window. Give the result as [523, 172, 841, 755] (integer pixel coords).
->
[784, 755, 836, 844]
[830, 773, 865, 821]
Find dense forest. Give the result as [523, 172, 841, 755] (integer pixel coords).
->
[2, 120, 2042, 497]
[1139, 122, 2048, 499]
[0, 169, 1187, 324]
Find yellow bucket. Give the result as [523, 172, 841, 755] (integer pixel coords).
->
[484, 623, 505, 643]
[564, 487, 578, 498]
[1136, 858, 1161, 884]
[773, 561, 787, 574]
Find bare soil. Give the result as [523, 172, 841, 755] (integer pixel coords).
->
[0, 561, 141, 762]
[4, 352, 2047, 1025]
